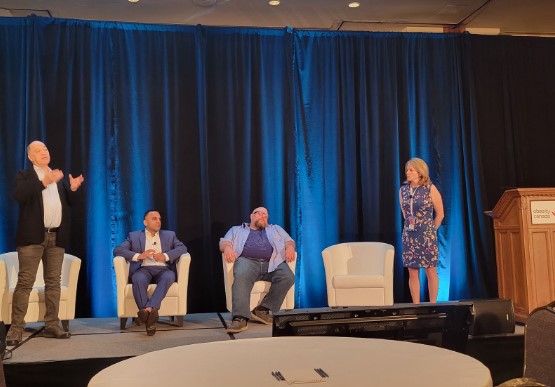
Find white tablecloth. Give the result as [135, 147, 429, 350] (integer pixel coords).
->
[89, 336, 493, 387]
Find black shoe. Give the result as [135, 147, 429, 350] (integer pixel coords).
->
[226, 318, 248, 333]
[43, 325, 71, 339]
[137, 309, 149, 324]
[6, 328, 23, 346]
[251, 306, 273, 325]
[146, 308, 158, 336]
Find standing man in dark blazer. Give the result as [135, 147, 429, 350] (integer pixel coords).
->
[113, 210, 187, 336]
[6, 141, 84, 346]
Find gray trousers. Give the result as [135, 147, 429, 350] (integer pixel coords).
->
[11, 232, 64, 329]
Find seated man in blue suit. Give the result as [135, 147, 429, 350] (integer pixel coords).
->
[114, 209, 187, 336]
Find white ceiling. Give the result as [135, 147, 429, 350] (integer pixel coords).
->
[0, 0, 554, 36]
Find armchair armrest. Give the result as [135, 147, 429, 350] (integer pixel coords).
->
[0, 259, 7, 294]
[62, 254, 82, 319]
[383, 246, 395, 305]
[0, 259, 7, 323]
[176, 253, 191, 315]
[113, 256, 129, 316]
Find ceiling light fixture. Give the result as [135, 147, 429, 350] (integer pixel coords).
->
[128, 0, 140, 3]
[269, 0, 280, 5]
[348, 2, 360, 8]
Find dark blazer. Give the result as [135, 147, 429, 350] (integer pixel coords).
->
[113, 230, 187, 280]
[12, 167, 77, 249]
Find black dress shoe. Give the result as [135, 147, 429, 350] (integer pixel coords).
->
[145, 308, 159, 336]
[137, 309, 149, 324]
[43, 325, 71, 339]
[6, 328, 23, 346]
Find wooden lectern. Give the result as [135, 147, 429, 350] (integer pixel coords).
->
[486, 188, 555, 323]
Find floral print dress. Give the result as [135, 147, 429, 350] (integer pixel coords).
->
[400, 183, 439, 268]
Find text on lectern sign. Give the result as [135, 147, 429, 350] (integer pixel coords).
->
[530, 201, 555, 224]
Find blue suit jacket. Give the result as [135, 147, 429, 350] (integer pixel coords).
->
[113, 230, 187, 280]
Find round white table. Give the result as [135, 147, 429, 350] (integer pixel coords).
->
[88, 336, 492, 387]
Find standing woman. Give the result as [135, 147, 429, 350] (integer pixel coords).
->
[399, 158, 444, 303]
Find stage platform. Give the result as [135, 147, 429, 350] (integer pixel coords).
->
[2, 312, 524, 386]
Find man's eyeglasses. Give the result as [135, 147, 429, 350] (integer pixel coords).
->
[253, 211, 269, 217]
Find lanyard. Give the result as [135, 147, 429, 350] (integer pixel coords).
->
[409, 185, 419, 216]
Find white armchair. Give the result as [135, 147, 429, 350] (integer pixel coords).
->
[222, 254, 296, 312]
[322, 242, 394, 307]
[0, 251, 81, 331]
[113, 253, 191, 329]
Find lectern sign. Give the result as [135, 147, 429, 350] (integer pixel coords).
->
[530, 201, 555, 224]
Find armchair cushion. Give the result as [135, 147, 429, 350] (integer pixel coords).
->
[332, 275, 385, 288]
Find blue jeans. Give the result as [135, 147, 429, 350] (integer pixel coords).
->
[231, 257, 295, 320]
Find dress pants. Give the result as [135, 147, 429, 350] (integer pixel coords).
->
[131, 266, 176, 310]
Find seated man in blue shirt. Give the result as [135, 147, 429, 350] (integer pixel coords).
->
[220, 207, 296, 333]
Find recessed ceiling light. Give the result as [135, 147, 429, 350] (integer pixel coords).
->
[269, 0, 280, 5]
[128, 0, 140, 3]
[348, 2, 360, 7]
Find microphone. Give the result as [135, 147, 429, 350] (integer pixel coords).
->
[150, 241, 158, 258]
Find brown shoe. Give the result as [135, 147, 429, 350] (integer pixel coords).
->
[6, 328, 23, 346]
[250, 306, 273, 325]
[145, 308, 158, 336]
[226, 317, 248, 334]
[43, 325, 71, 339]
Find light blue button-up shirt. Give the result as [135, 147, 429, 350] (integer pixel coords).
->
[221, 223, 294, 272]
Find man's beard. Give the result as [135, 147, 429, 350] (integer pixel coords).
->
[254, 220, 267, 230]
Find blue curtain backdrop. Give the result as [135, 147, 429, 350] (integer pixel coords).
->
[1, 16, 554, 317]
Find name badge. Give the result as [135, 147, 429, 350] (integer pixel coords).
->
[407, 216, 416, 231]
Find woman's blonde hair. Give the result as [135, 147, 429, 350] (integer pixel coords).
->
[404, 157, 431, 186]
